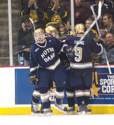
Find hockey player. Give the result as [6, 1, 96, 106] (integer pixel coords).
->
[29, 28, 72, 115]
[30, 74, 53, 115]
[45, 25, 60, 39]
[29, 27, 54, 115]
[65, 24, 104, 114]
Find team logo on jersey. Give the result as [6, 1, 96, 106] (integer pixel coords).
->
[41, 47, 55, 62]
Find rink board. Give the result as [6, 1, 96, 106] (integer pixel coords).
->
[0, 65, 114, 115]
[1, 105, 114, 115]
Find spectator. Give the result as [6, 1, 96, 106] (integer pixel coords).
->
[21, 0, 24, 6]
[17, 15, 34, 65]
[89, 0, 113, 18]
[46, 0, 68, 27]
[98, 33, 114, 64]
[74, 0, 89, 25]
[21, 0, 46, 29]
[89, 0, 113, 27]
[100, 13, 114, 37]
[57, 21, 69, 41]
[113, 7, 114, 23]
[103, 13, 114, 34]
[85, 18, 98, 41]
[21, 0, 28, 6]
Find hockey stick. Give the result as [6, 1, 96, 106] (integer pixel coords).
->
[90, 5, 102, 37]
[81, 2, 102, 37]
[103, 49, 112, 74]
[73, 1, 102, 99]
[29, 17, 35, 31]
[90, 4, 112, 74]
[74, 1, 102, 48]
[84, 2, 112, 99]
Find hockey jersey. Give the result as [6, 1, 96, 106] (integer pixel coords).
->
[30, 37, 65, 73]
[65, 36, 103, 69]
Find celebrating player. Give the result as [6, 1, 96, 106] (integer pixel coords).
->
[29, 28, 72, 115]
[65, 24, 104, 114]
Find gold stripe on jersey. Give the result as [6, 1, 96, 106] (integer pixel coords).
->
[46, 21, 58, 27]
[46, 59, 60, 70]
[21, 10, 24, 17]
[62, 11, 67, 18]
[42, 12, 46, 21]
[30, 66, 39, 72]
[40, 92, 49, 103]
[75, 90, 84, 97]
[33, 90, 40, 97]
[55, 91, 64, 99]
[92, 29, 98, 41]
[70, 62, 92, 69]
[66, 91, 74, 98]
[83, 90, 90, 97]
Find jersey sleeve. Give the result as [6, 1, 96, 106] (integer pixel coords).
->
[51, 37, 65, 53]
[89, 37, 103, 55]
[65, 36, 71, 45]
[30, 47, 39, 76]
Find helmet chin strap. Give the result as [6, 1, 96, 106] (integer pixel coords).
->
[35, 34, 45, 44]
[35, 39, 44, 44]
[38, 39, 43, 43]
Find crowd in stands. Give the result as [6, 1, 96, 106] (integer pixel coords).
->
[17, 0, 114, 65]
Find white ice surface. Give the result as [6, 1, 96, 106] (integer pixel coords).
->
[0, 114, 114, 125]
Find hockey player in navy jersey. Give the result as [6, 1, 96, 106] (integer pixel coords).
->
[29, 28, 72, 115]
[65, 24, 104, 114]
[45, 25, 59, 38]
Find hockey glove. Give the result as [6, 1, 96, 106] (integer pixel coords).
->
[64, 46, 73, 59]
[91, 52, 99, 63]
[61, 59, 70, 68]
[28, 74, 38, 86]
[97, 38, 105, 47]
